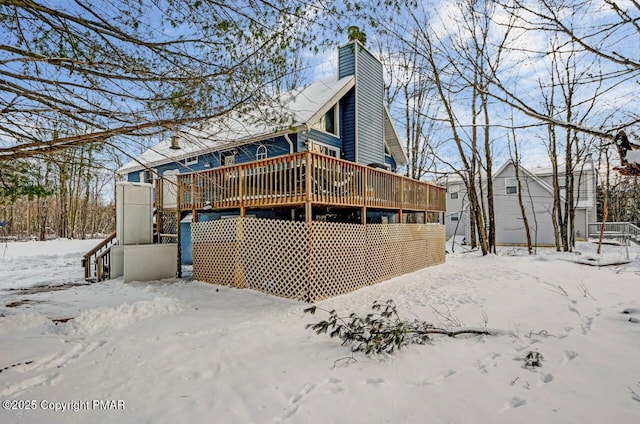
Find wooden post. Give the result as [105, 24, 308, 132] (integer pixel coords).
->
[239, 167, 246, 217]
[400, 177, 404, 210]
[191, 174, 198, 223]
[361, 168, 367, 225]
[305, 151, 313, 224]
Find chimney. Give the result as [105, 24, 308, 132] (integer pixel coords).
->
[169, 135, 181, 150]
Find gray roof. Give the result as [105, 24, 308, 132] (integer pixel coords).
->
[118, 74, 408, 174]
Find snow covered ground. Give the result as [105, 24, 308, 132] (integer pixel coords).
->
[1, 238, 639, 423]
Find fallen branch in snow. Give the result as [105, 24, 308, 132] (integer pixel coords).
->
[304, 300, 491, 355]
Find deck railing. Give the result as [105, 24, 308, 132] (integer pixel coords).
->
[588, 222, 640, 245]
[176, 151, 446, 214]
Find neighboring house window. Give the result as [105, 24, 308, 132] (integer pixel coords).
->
[450, 184, 460, 200]
[505, 178, 518, 195]
[309, 140, 340, 158]
[313, 104, 339, 135]
[450, 212, 459, 222]
[221, 150, 236, 166]
[559, 182, 566, 198]
[183, 156, 198, 166]
[256, 145, 268, 160]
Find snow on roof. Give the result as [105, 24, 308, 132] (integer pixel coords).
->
[118, 76, 355, 174]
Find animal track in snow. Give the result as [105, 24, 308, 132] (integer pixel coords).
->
[508, 396, 527, 408]
[540, 373, 554, 384]
[0, 372, 61, 397]
[500, 396, 526, 412]
[563, 350, 578, 364]
[280, 383, 317, 420]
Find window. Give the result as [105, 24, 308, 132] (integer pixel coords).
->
[450, 212, 459, 222]
[221, 150, 236, 166]
[140, 169, 155, 184]
[505, 177, 518, 195]
[183, 156, 198, 166]
[313, 104, 339, 135]
[449, 184, 460, 200]
[309, 140, 340, 158]
[256, 145, 268, 160]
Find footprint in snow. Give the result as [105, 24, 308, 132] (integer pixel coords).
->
[622, 308, 640, 323]
[564, 350, 578, 363]
[280, 383, 317, 419]
[509, 397, 527, 408]
[540, 373, 553, 384]
[499, 396, 526, 412]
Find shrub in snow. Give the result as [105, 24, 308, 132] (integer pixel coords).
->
[304, 300, 490, 355]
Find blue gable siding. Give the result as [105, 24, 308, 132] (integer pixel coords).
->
[355, 44, 385, 166]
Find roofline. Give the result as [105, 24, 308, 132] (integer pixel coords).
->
[116, 127, 303, 175]
[305, 76, 355, 126]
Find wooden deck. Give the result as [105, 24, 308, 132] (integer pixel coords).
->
[173, 151, 445, 222]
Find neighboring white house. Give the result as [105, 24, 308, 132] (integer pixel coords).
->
[443, 160, 597, 246]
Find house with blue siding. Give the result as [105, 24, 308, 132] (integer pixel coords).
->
[118, 40, 406, 184]
[114, 40, 446, 268]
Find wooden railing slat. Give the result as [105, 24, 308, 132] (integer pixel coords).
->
[175, 151, 445, 213]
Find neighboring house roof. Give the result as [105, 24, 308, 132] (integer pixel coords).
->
[117, 74, 408, 174]
[442, 160, 596, 209]
[492, 160, 556, 197]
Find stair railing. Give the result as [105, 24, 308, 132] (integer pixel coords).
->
[82, 231, 117, 282]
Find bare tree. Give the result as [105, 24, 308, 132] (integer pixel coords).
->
[378, 38, 444, 180]
[488, 0, 639, 143]
[509, 126, 534, 253]
[0, 0, 332, 160]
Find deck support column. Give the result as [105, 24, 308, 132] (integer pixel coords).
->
[305, 151, 313, 224]
[398, 209, 403, 224]
[362, 168, 368, 225]
[191, 175, 198, 223]
[239, 167, 246, 217]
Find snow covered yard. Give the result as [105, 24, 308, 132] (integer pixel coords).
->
[0, 239, 639, 423]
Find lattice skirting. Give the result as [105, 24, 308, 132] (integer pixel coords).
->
[192, 218, 445, 302]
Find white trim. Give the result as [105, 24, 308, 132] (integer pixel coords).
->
[305, 77, 355, 127]
[256, 145, 268, 160]
[183, 155, 198, 166]
[311, 103, 339, 136]
[308, 139, 340, 158]
[505, 177, 518, 195]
